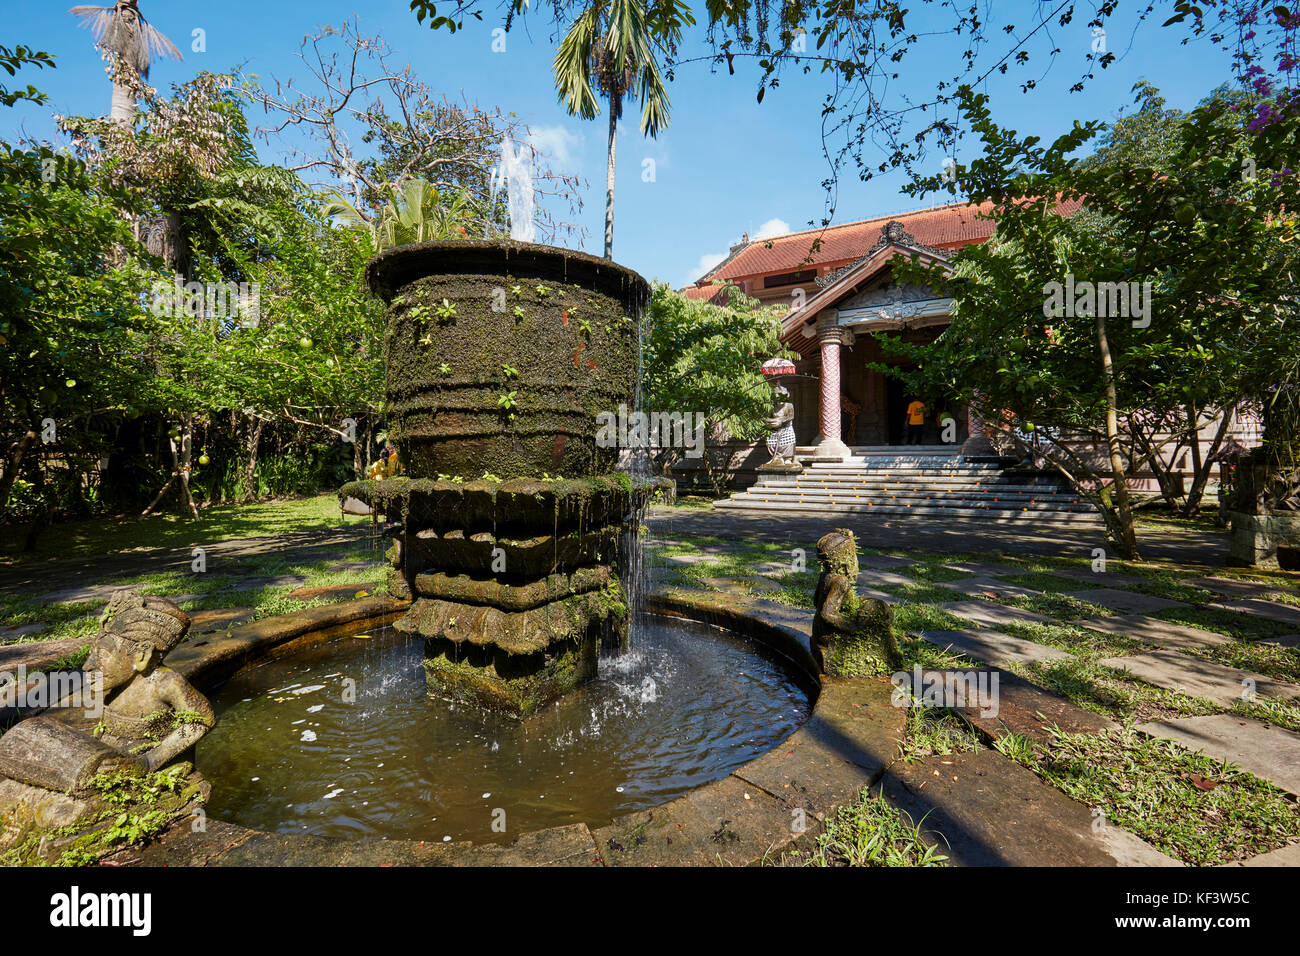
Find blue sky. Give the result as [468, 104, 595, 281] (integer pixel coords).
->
[6, 1, 1235, 287]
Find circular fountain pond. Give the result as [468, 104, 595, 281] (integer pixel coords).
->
[196, 615, 814, 844]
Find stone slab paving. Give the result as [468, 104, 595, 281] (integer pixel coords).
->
[877, 750, 1180, 866]
[326, 560, 383, 573]
[0, 623, 46, 640]
[1234, 841, 1300, 867]
[34, 583, 122, 605]
[938, 600, 1054, 628]
[944, 577, 1042, 600]
[0, 636, 91, 676]
[1135, 714, 1300, 796]
[1184, 576, 1289, 600]
[220, 574, 310, 592]
[594, 766, 803, 866]
[1065, 571, 1150, 588]
[1098, 649, 1300, 706]
[1260, 633, 1300, 649]
[920, 629, 1071, 668]
[857, 554, 919, 570]
[1076, 613, 1233, 650]
[732, 678, 904, 822]
[1211, 597, 1300, 628]
[188, 607, 257, 634]
[919, 669, 1116, 744]
[150, 592, 204, 605]
[942, 560, 1019, 577]
[286, 583, 377, 602]
[1062, 588, 1186, 615]
[856, 569, 914, 588]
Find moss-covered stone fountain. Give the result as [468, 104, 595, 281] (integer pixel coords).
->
[342, 240, 651, 717]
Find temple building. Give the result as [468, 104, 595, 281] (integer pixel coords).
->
[681, 200, 1256, 467]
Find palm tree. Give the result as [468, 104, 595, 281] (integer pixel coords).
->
[325, 179, 474, 252]
[70, 1, 182, 124]
[553, 0, 684, 259]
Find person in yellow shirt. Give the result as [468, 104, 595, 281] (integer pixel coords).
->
[905, 398, 926, 445]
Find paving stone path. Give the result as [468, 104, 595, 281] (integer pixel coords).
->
[1062, 588, 1187, 615]
[1134, 714, 1300, 796]
[919, 629, 1071, 668]
[649, 530, 1300, 854]
[1098, 650, 1300, 707]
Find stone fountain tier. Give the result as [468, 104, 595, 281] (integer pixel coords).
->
[358, 239, 652, 716]
[367, 239, 650, 480]
[341, 475, 642, 717]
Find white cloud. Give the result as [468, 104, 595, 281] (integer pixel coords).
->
[680, 218, 788, 287]
[683, 251, 727, 288]
[528, 124, 583, 169]
[752, 217, 791, 240]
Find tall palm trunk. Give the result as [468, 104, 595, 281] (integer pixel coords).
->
[603, 89, 620, 259]
[110, 78, 135, 124]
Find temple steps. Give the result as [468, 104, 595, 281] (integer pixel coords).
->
[714, 458, 1102, 524]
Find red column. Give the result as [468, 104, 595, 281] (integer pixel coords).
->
[819, 329, 842, 444]
[814, 322, 852, 460]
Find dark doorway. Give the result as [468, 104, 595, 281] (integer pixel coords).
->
[885, 376, 907, 445]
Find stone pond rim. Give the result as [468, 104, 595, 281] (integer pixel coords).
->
[366, 238, 651, 311]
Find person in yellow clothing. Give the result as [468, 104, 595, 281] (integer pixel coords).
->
[905, 398, 926, 445]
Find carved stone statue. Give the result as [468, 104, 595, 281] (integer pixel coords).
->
[0, 591, 214, 793]
[812, 529, 902, 677]
[761, 385, 799, 470]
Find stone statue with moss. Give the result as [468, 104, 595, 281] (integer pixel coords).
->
[811, 529, 901, 677]
[0, 591, 212, 862]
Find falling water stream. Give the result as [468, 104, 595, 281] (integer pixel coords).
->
[193, 159, 808, 847]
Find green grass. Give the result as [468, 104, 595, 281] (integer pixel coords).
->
[897, 702, 982, 762]
[0, 494, 371, 565]
[1153, 604, 1296, 643]
[0, 598, 105, 644]
[898, 563, 972, 584]
[652, 495, 716, 512]
[1180, 640, 1300, 684]
[1232, 697, 1300, 733]
[1114, 577, 1215, 605]
[1003, 725, 1300, 866]
[995, 571, 1097, 593]
[893, 602, 969, 640]
[1011, 657, 1222, 724]
[788, 787, 950, 867]
[763, 569, 819, 609]
[996, 590, 1114, 621]
[881, 581, 967, 605]
[0, 546, 384, 646]
[1000, 620, 1147, 660]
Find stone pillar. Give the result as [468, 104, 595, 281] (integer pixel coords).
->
[814, 318, 852, 460]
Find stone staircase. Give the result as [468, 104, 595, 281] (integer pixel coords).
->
[713, 447, 1101, 523]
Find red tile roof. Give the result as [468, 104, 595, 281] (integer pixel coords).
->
[679, 284, 736, 304]
[693, 199, 1081, 286]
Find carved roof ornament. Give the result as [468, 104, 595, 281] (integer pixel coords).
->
[814, 220, 951, 289]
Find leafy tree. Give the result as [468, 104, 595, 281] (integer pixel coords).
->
[0, 146, 155, 523]
[0, 44, 56, 108]
[641, 283, 793, 493]
[324, 179, 474, 252]
[884, 83, 1300, 559]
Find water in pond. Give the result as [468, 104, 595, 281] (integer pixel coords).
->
[197, 617, 813, 844]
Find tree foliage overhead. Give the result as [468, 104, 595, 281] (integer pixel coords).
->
[882, 80, 1300, 556]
